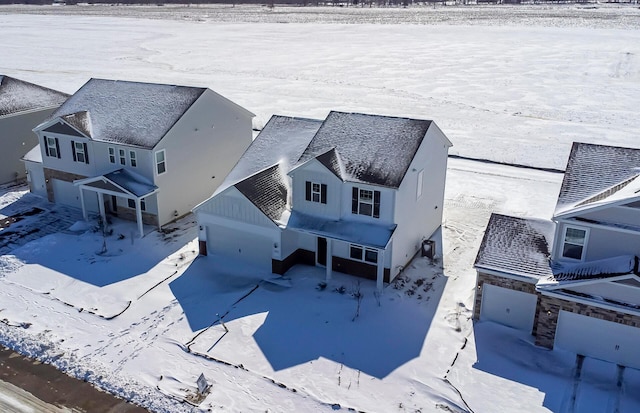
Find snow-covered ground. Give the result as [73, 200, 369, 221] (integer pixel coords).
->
[0, 5, 639, 412]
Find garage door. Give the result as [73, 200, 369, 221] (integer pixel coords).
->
[206, 224, 273, 271]
[480, 283, 538, 332]
[52, 179, 99, 212]
[555, 310, 640, 369]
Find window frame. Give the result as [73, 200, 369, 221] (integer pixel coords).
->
[561, 225, 589, 261]
[108, 147, 116, 164]
[155, 149, 167, 175]
[417, 169, 424, 199]
[45, 136, 60, 158]
[72, 141, 89, 164]
[118, 148, 126, 166]
[349, 244, 378, 264]
[352, 187, 381, 218]
[129, 150, 137, 167]
[127, 198, 146, 211]
[305, 181, 327, 204]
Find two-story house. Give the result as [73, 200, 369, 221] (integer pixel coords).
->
[23, 78, 254, 237]
[195, 111, 452, 290]
[474, 142, 640, 369]
[0, 75, 68, 185]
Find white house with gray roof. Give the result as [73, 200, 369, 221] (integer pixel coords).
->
[195, 111, 452, 290]
[24, 78, 254, 236]
[474, 142, 640, 369]
[0, 75, 68, 186]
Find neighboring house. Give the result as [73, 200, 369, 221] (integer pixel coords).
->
[0, 75, 68, 186]
[474, 142, 640, 369]
[195, 111, 452, 289]
[24, 78, 254, 236]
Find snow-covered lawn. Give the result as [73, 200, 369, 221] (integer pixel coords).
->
[0, 5, 639, 412]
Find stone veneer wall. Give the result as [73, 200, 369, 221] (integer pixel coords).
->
[43, 168, 87, 202]
[473, 271, 541, 335]
[534, 294, 640, 349]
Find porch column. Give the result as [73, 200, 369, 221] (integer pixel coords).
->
[376, 249, 385, 293]
[135, 198, 144, 238]
[326, 238, 333, 282]
[97, 192, 106, 230]
[79, 187, 88, 221]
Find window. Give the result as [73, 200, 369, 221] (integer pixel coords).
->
[417, 169, 424, 199]
[129, 150, 137, 167]
[71, 141, 89, 164]
[127, 198, 146, 211]
[44, 136, 60, 158]
[351, 187, 380, 218]
[118, 149, 126, 166]
[305, 181, 326, 204]
[108, 147, 116, 164]
[349, 244, 378, 264]
[562, 226, 587, 260]
[155, 150, 166, 175]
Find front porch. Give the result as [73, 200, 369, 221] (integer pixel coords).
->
[74, 169, 159, 238]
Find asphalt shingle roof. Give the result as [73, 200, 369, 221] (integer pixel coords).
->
[555, 142, 640, 216]
[235, 164, 288, 223]
[0, 75, 68, 117]
[474, 213, 555, 280]
[45, 78, 206, 149]
[298, 111, 433, 188]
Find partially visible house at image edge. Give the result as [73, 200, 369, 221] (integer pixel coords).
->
[23, 78, 254, 237]
[0, 75, 69, 186]
[474, 142, 640, 369]
[195, 111, 452, 290]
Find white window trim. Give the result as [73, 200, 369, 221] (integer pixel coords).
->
[560, 225, 589, 261]
[118, 148, 126, 166]
[73, 142, 86, 163]
[417, 169, 424, 200]
[311, 182, 322, 203]
[46, 136, 58, 158]
[108, 147, 116, 164]
[155, 149, 167, 176]
[358, 189, 374, 216]
[349, 244, 378, 264]
[129, 150, 137, 167]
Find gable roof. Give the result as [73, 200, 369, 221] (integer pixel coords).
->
[41, 78, 206, 149]
[297, 111, 435, 188]
[218, 115, 323, 192]
[315, 147, 344, 181]
[0, 75, 69, 117]
[555, 142, 640, 217]
[235, 164, 288, 224]
[474, 213, 555, 280]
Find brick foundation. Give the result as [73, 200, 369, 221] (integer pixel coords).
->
[535, 293, 640, 348]
[43, 168, 87, 202]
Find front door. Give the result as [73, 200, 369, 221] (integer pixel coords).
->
[110, 195, 118, 213]
[317, 237, 327, 266]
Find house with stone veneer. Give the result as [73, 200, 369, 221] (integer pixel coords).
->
[194, 112, 452, 290]
[0, 75, 68, 186]
[474, 142, 640, 369]
[24, 78, 253, 237]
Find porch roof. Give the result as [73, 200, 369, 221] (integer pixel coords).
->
[287, 210, 395, 249]
[75, 168, 157, 199]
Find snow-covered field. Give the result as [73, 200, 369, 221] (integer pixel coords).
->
[0, 4, 639, 412]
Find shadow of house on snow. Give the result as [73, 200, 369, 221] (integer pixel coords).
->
[472, 321, 575, 412]
[171, 253, 447, 379]
[7, 220, 189, 287]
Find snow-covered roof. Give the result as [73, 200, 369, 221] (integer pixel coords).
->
[22, 144, 42, 163]
[474, 213, 555, 280]
[287, 210, 396, 249]
[547, 255, 638, 283]
[0, 75, 68, 117]
[42, 78, 206, 149]
[297, 111, 434, 188]
[555, 142, 640, 217]
[218, 115, 323, 192]
[234, 164, 288, 224]
[104, 169, 157, 198]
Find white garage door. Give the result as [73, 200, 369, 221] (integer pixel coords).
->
[206, 224, 273, 271]
[480, 283, 538, 333]
[555, 310, 640, 369]
[52, 179, 99, 212]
